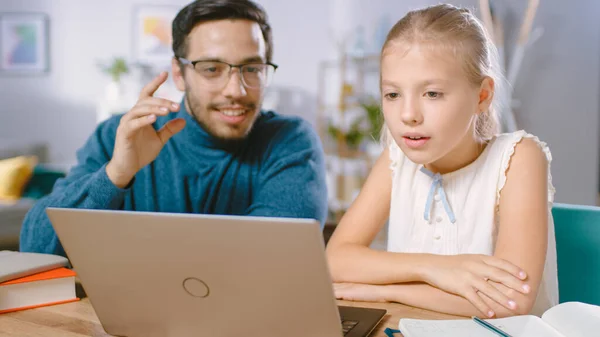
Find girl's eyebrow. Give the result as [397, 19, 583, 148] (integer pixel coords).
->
[381, 79, 399, 87]
[421, 78, 450, 86]
[381, 78, 451, 87]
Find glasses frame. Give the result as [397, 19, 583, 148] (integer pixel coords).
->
[177, 57, 278, 89]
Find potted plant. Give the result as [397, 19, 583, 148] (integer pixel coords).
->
[100, 57, 129, 83]
[326, 97, 383, 156]
[98, 57, 130, 102]
[326, 97, 383, 211]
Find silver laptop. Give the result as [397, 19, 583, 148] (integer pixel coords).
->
[46, 208, 386, 337]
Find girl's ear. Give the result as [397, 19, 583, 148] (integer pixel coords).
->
[478, 76, 494, 114]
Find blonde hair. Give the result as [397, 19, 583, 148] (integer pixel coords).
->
[379, 4, 506, 146]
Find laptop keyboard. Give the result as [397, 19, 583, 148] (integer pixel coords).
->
[341, 319, 359, 335]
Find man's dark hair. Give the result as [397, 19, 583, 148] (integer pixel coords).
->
[172, 0, 273, 62]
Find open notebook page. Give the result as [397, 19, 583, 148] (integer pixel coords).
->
[399, 316, 564, 337]
[541, 302, 600, 337]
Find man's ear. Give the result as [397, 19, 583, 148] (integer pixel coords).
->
[477, 76, 494, 114]
[171, 57, 186, 91]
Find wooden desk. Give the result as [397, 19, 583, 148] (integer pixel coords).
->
[0, 298, 461, 337]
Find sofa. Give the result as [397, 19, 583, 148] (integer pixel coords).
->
[0, 141, 66, 250]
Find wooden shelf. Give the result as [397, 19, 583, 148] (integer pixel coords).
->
[316, 53, 381, 221]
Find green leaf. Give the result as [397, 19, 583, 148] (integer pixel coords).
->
[359, 99, 383, 141]
[100, 57, 130, 82]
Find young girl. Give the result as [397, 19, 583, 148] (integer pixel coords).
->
[326, 4, 558, 319]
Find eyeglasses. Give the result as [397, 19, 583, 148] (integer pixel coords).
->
[178, 57, 278, 90]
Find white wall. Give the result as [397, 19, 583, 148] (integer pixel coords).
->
[501, 0, 600, 206]
[0, 0, 191, 164]
[1, 0, 599, 205]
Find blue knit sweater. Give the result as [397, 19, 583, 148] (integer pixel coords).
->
[19, 104, 328, 256]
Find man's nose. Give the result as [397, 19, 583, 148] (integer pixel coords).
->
[221, 69, 247, 98]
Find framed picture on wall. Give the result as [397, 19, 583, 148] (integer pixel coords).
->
[0, 13, 50, 74]
[132, 5, 180, 67]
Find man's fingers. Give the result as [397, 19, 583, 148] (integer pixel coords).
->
[142, 97, 180, 111]
[157, 118, 186, 144]
[139, 71, 168, 99]
[120, 115, 184, 143]
[128, 104, 172, 119]
[122, 99, 180, 124]
[123, 114, 157, 135]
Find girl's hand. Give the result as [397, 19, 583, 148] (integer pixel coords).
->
[422, 254, 531, 317]
[333, 283, 389, 303]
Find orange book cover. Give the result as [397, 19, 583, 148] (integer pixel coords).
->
[0, 267, 79, 314]
[0, 267, 76, 286]
[0, 298, 80, 314]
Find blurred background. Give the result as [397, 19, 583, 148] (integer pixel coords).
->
[0, 0, 598, 243]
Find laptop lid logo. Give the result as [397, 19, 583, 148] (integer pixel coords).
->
[182, 277, 210, 298]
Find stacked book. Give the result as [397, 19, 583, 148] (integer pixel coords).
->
[0, 250, 78, 314]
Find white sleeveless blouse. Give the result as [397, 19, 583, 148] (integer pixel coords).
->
[387, 130, 559, 316]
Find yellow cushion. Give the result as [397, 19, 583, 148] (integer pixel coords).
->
[0, 156, 38, 201]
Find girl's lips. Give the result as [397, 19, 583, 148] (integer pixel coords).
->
[403, 136, 430, 149]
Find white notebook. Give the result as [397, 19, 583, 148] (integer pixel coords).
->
[0, 250, 69, 283]
[399, 302, 600, 337]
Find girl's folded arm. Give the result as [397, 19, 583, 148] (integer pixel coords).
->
[489, 137, 550, 314]
[380, 282, 522, 318]
[326, 147, 433, 285]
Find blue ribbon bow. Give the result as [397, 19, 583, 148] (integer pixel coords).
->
[420, 167, 456, 224]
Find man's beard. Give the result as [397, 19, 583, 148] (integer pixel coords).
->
[184, 92, 259, 142]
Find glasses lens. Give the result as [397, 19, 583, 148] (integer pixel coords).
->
[241, 64, 274, 88]
[192, 61, 275, 89]
[194, 62, 230, 78]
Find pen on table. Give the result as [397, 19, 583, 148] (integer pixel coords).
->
[472, 316, 513, 337]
